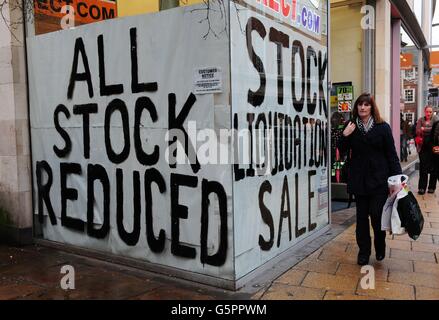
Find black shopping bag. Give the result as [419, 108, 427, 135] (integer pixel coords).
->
[396, 191, 424, 240]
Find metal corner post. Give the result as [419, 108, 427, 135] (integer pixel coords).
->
[391, 18, 401, 157]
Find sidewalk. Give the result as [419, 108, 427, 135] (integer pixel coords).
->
[256, 169, 439, 300]
[1, 170, 438, 300]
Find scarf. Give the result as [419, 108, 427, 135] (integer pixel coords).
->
[356, 116, 374, 135]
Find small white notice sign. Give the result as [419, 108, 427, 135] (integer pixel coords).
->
[194, 67, 222, 94]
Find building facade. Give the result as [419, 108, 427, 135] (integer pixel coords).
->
[330, 0, 435, 201]
[0, 0, 435, 288]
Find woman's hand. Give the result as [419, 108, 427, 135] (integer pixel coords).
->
[343, 122, 356, 137]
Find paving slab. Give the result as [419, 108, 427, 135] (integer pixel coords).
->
[260, 284, 325, 300]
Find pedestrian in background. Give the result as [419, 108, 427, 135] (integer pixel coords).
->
[415, 106, 438, 195]
[430, 119, 439, 190]
[339, 93, 402, 266]
[400, 113, 409, 162]
[407, 121, 414, 156]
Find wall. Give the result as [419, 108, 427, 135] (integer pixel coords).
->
[330, 4, 363, 99]
[0, 0, 32, 244]
[117, 0, 158, 16]
[375, 0, 391, 122]
[117, 0, 204, 16]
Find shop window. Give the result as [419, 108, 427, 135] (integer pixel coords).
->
[404, 68, 415, 80]
[413, 0, 423, 27]
[403, 112, 415, 124]
[329, 83, 353, 186]
[404, 89, 415, 103]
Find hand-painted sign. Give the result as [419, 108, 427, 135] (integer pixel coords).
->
[29, 5, 233, 280]
[28, 1, 329, 285]
[231, 0, 328, 278]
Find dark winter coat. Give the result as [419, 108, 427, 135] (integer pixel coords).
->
[431, 121, 439, 174]
[432, 121, 439, 150]
[416, 116, 438, 173]
[338, 121, 402, 195]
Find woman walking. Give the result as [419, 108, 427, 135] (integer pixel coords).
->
[431, 119, 439, 189]
[415, 106, 438, 194]
[338, 93, 402, 265]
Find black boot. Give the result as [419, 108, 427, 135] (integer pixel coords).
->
[375, 249, 385, 261]
[357, 254, 370, 266]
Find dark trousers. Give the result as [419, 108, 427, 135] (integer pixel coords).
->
[355, 194, 387, 257]
[400, 135, 408, 161]
[418, 160, 437, 191]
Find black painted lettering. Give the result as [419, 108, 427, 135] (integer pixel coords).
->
[318, 51, 328, 117]
[309, 118, 315, 167]
[200, 179, 228, 266]
[60, 162, 85, 232]
[233, 113, 246, 181]
[277, 175, 292, 247]
[53, 104, 72, 158]
[67, 37, 94, 99]
[278, 113, 285, 172]
[258, 180, 274, 251]
[134, 96, 159, 166]
[255, 113, 267, 174]
[291, 40, 304, 112]
[87, 164, 110, 239]
[144, 168, 166, 253]
[104, 99, 130, 164]
[98, 35, 124, 96]
[246, 17, 267, 107]
[322, 121, 328, 166]
[295, 173, 306, 237]
[130, 28, 158, 93]
[246, 113, 255, 177]
[306, 46, 317, 114]
[36, 161, 57, 225]
[170, 173, 198, 259]
[294, 115, 301, 169]
[302, 117, 308, 167]
[315, 119, 321, 167]
[285, 115, 293, 170]
[116, 169, 141, 246]
[73, 103, 98, 159]
[308, 170, 317, 231]
[271, 112, 278, 176]
[168, 93, 200, 173]
[268, 28, 289, 105]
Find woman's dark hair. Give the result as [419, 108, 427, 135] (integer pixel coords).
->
[352, 93, 384, 124]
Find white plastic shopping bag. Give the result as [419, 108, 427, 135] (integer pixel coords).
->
[381, 174, 408, 234]
[391, 186, 408, 235]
